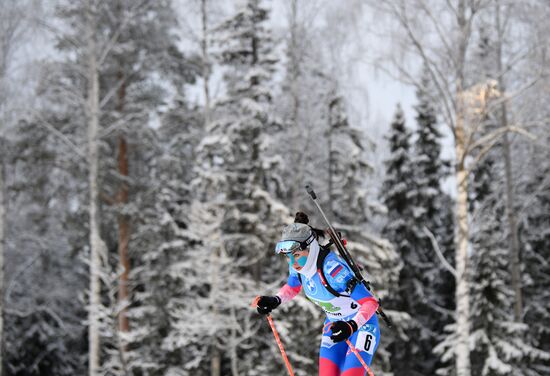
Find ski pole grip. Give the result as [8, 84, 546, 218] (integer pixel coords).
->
[305, 184, 317, 200]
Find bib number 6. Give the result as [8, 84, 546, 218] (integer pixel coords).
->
[356, 331, 377, 355]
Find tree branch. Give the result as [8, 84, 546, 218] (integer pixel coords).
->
[423, 226, 457, 277]
[29, 110, 87, 160]
[391, 0, 457, 134]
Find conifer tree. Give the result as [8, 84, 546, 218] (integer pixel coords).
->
[522, 146, 550, 372]
[275, 2, 336, 209]
[4, 117, 89, 375]
[466, 23, 549, 375]
[382, 104, 414, 249]
[327, 95, 371, 225]
[396, 67, 456, 376]
[323, 92, 400, 375]
[381, 104, 419, 374]
[13, 1, 200, 374]
[469, 144, 548, 376]
[125, 100, 203, 375]
[167, 1, 290, 374]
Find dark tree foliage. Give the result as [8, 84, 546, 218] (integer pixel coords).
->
[522, 151, 550, 372]
[381, 104, 421, 374]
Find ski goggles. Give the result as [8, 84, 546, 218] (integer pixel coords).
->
[274, 233, 315, 255]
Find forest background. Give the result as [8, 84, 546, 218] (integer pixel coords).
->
[0, 0, 549, 375]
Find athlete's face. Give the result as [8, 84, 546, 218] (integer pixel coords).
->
[285, 248, 309, 271]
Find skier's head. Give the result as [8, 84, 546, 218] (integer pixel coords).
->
[275, 212, 322, 271]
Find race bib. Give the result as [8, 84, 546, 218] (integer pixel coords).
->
[356, 330, 377, 355]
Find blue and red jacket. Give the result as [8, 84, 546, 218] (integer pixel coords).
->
[277, 249, 379, 328]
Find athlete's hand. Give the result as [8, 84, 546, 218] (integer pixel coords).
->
[330, 320, 358, 342]
[256, 295, 281, 315]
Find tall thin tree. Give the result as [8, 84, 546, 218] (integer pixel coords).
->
[85, 1, 104, 374]
[493, 1, 523, 322]
[378, 1, 496, 373]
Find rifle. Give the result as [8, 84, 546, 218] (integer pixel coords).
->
[305, 184, 393, 328]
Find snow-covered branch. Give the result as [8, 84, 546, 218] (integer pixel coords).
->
[423, 226, 456, 277]
[28, 109, 87, 160]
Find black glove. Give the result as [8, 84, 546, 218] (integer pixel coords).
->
[330, 320, 358, 342]
[256, 296, 281, 315]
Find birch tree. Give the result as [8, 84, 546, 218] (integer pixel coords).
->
[384, 66, 455, 375]
[374, 1, 517, 374]
[375, 1, 550, 374]
[84, 2, 104, 374]
[50, 1, 199, 373]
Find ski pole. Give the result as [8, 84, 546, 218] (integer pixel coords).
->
[251, 297, 295, 376]
[305, 184, 393, 328]
[266, 315, 295, 376]
[345, 339, 375, 376]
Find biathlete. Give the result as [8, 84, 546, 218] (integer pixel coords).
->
[256, 212, 380, 376]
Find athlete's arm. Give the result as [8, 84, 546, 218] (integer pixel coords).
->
[276, 269, 302, 304]
[350, 284, 379, 327]
[326, 257, 379, 327]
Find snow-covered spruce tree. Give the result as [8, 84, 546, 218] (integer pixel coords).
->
[322, 92, 400, 375]
[28, 1, 199, 374]
[166, 1, 290, 375]
[468, 140, 548, 376]
[326, 94, 370, 225]
[125, 97, 204, 375]
[84, 1, 197, 367]
[84, 0, 199, 373]
[212, 0, 286, 287]
[2, 4, 95, 370]
[0, 2, 36, 374]
[466, 21, 549, 376]
[4, 116, 89, 375]
[274, 0, 334, 207]
[380, 104, 419, 375]
[381, 104, 415, 252]
[521, 143, 550, 374]
[401, 66, 456, 375]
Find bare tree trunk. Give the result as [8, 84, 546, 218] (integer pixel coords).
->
[288, 0, 307, 208]
[454, 2, 471, 375]
[210, 243, 221, 376]
[289, 0, 299, 128]
[211, 347, 221, 376]
[0, 159, 4, 376]
[502, 132, 523, 318]
[495, 2, 523, 322]
[114, 0, 130, 358]
[454, 121, 471, 376]
[327, 96, 336, 217]
[230, 325, 240, 376]
[201, 0, 211, 128]
[116, 66, 130, 351]
[86, 2, 103, 374]
[117, 134, 130, 336]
